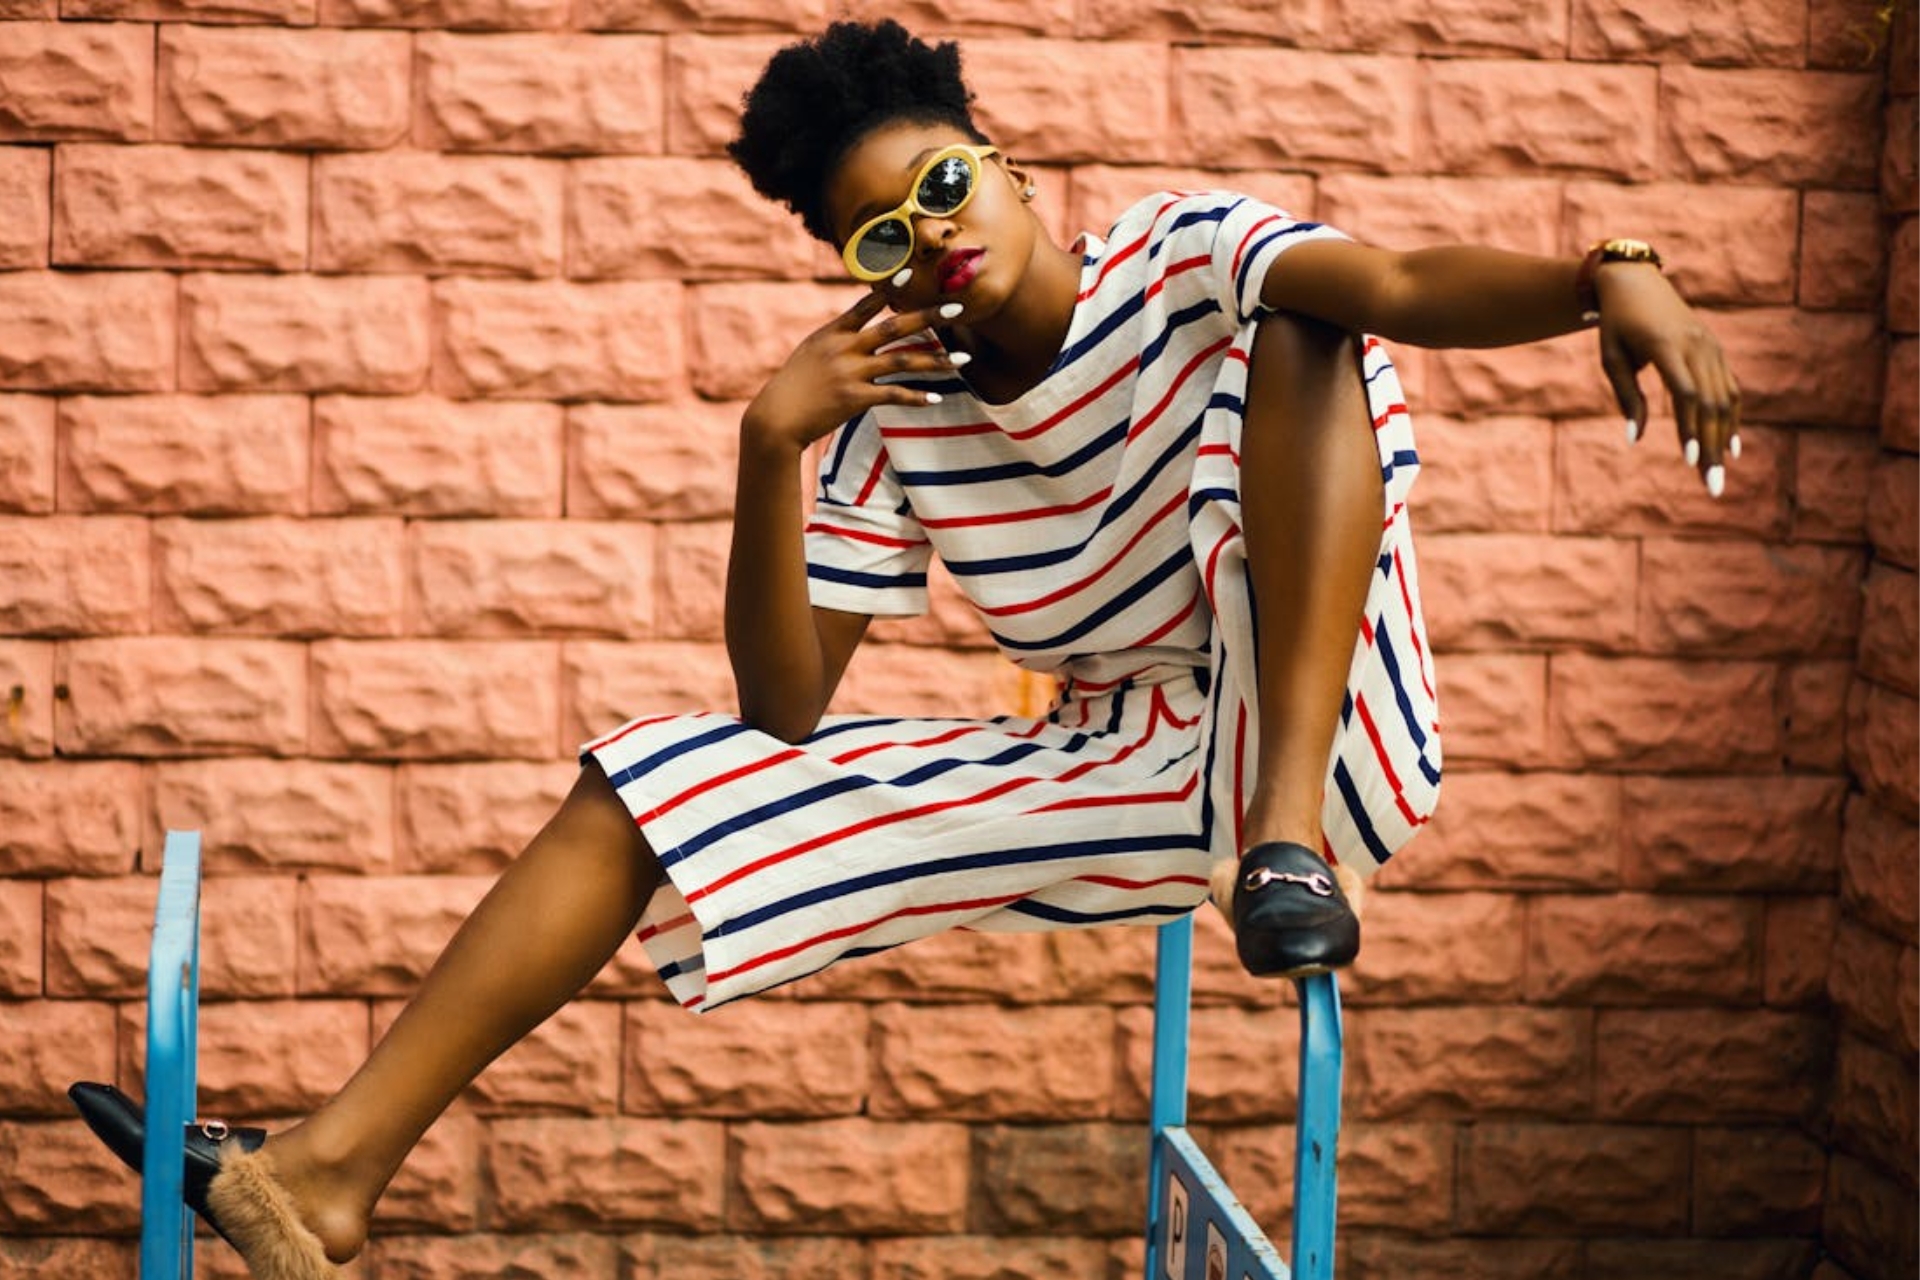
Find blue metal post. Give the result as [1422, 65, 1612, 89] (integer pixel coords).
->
[1288, 973, 1343, 1280]
[141, 831, 203, 1280]
[1143, 914, 1194, 1278]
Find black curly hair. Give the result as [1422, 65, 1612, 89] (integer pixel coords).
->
[728, 20, 990, 244]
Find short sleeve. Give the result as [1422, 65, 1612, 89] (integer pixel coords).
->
[1185, 193, 1350, 326]
[803, 413, 933, 617]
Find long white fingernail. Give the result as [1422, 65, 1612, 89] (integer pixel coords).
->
[924, 391, 942, 405]
[939, 302, 964, 319]
[949, 351, 973, 367]
[1705, 465, 1725, 498]
[891, 267, 912, 288]
[1625, 418, 1641, 444]
[1684, 438, 1700, 467]
[1729, 434, 1743, 460]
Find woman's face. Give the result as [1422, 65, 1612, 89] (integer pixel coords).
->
[823, 120, 1036, 320]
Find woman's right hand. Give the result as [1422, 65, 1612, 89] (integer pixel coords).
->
[741, 288, 965, 456]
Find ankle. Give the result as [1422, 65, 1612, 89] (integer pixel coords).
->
[260, 1121, 374, 1263]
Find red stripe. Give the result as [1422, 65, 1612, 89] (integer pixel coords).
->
[1010, 353, 1140, 441]
[637, 746, 805, 826]
[1079, 196, 1184, 301]
[804, 520, 927, 549]
[587, 710, 697, 754]
[1230, 213, 1285, 289]
[974, 489, 1186, 619]
[1354, 693, 1422, 825]
[1030, 769, 1198, 813]
[1073, 871, 1209, 891]
[882, 421, 997, 439]
[637, 910, 695, 943]
[710, 892, 1029, 984]
[1128, 589, 1201, 651]
[1392, 548, 1437, 704]
[1128, 336, 1233, 444]
[920, 484, 1113, 530]
[852, 448, 887, 506]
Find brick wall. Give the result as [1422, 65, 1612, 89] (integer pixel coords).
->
[0, 2, 1912, 1278]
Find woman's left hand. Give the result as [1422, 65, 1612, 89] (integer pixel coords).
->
[1593, 263, 1742, 496]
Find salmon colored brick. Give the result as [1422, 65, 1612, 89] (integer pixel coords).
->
[1334, 0, 1568, 56]
[314, 396, 562, 518]
[1885, 91, 1918, 213]
[1553, 420, 1790, 539]
[0, 640, 54, 758]
[972, 1123, 1143, 1233]
[70, 0, 316, 20]
[0, 881, 42, 995]
[1832, 1031, 1918, 1177]
[313, 151, 564, 276]
[1867, 452, 1918, 568]
[121, 998, 370, 1112]
[374, 1233, 621, 1280]
[415, 33, 665, 154]
[422, 998, 621, 1112]
[1344, 1235, 1581, 1280]
[396, 759, 574, 872]
[1586, 1239, 1820, 1279]
[1570, 0, 1805, 65]
[0, 271, 174, 392]
[1066, 164, 1316, 239]
[1458, 1122, 1690, 1234]
[407, 519, 656, 637]
[870, 1002, 1114, 1120]
[1428, 652, 1548, 766]
[1826, 1152, 1920, 1279]
[0, 514, 149, 635]
[182, 272, 430, 395]
[55, 637, 308, 757]
[1802, 189, 1889, 311]
[569, 156, 815, 279]
[662, 34, 789, 156]
[1840, 793, 1920, 941]
[1401, 769, 1623, 889]
[1171, 48, 1417, 172]
[560, 639, 739, 744]
[1406, 416, 1555, 533]
[1596, 1008, 1830, 1122]
[584, 0, 824, 29]
[961, 40, 1170, 165]
[487, 1115, 726, 1230]
[1890, 216, 1918, 333]
[1113, 1002, 1297, 1122]
[0, 761, 141, 875]
[322, 0, 564, 27]
[566, 400, 739, 521]
[1319, 174, 1562, 254]
[1427, 330, 1615, 419]
[372, 1108, 483, 1231]
[1693, 1125, 1827, 1234]
[1886, 337, 1918, 451]
[1426, 59, 1659, 180]
[1078, 0, 1320, 43]
[310, 639, 559, 759]
[864, 561, 998, 653]
[1418, 532, 1638, 651]
[686, 280, 854, 401]
[1548, 654, 1781, 771]
[1848, 679, 1919, 820]
[649, 522, 726, 641]
[156, 26, 409, 149]
[0, 1120, 141, 1231]
[1563, 180, 1799, 305]
[0, 22, 154, 141]
[53, 142, 306, 270]
[0, 0, 52, 17]
[0, 1000, 116, 1113]
[1525, 893, 1761, 1004]
[298, 874, 489, 994]
[866, 1236, 1113, 1280]
[1659, 66, 1883, 188]
[0, 1238, 133, 1278]
[0, 146, 48, 268]
[46, 873, 298, 998]
[434, 277, 685, 401]
[1332, 1122, 1456, 1231]
[1796, 428, 1882, 543]
[1782, 659, 1853, 773]
[1766, 889, 1839, 1008]
[1638, 538, 1865, 657]
[148, 757, 396, 874]
[59, 393, 309, 515]
[1339, 890, 1526, 1003]
[1621, 773, 1842, 892]
[1716, 306, 1886, 427]
[1347, 1006, 1590, 1119]
[154, 515, 404, 636]
[733, 1119, 972, 1232]
[0, 396, 53, 513]
[624, 1000, 870, 1117]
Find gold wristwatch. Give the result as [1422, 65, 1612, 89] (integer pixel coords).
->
[1575, 237, 1663, 323]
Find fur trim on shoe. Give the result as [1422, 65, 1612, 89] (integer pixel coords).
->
[204, 1148, 339, 1280]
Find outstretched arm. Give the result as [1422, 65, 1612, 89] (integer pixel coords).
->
[1263, 239, 1741, 493]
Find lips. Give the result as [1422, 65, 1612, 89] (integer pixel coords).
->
[938, 248, 984, 293]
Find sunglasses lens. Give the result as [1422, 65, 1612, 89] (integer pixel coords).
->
[916, 154, 975, 215]
[853, 218, 912, 274]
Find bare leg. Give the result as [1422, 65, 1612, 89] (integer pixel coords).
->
[1215, 313, 1384, 909]
[261, 763, 660, 1262]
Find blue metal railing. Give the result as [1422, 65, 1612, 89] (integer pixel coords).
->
[141, 830, 203, 1280]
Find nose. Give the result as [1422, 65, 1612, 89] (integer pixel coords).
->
[912, 215, 958, 261]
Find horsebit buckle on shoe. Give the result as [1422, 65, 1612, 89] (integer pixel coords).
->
[1241, 866, 1336, 897]
[197, 1119, 231, 1142]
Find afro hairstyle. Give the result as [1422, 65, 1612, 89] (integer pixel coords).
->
[728, 20, 990, 244]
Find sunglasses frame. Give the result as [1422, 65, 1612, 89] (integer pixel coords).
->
[841, 144, 1001, 283]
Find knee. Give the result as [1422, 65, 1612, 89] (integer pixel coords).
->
[1252, 310, 1361, 374]
[559, 762, 656, 870]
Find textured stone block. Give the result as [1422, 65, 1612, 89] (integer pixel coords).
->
[871, 1002, 1113, 1120]
[1622, 774, 1842, 892]
[562, 640, 739, 746]
[155, 516, 405, 636]
[1867, 452, 1918, 569]
[1341, 889, 1526, 1003]
[1692, 1125, 1827, 1235]
[47, 874, 297, 998]
[182, 273, 431, 395]
[1335, 0, 1566, 55]
[1348, 1006, 1589, 1119]
[0, 22, 154, 141]
[0, 146, 48, 268]
[416, 33, 664, 154]
[1546, 654, 1780, 771]
[1526, 892, 1760, 1004]
[1457, 1123, 1690, 1234]
[374, 1232, 620, 1280]
[59, 394, 309, 514]
[0, 1000, 116, 1112]
[0, 515, 148, 635]
[1829, 916, 1915, 1053]
[314, 396, 562, 518]
[53, 143, 306, 270]
[0, 1120, 140, 1231]
[311, 639, 560, 760]
[1319, 175, 1561, 255]
[372, 1107, 483, 1233]
[1769, 658, 1851, 772]
[1427, 59, 1658, 179]
[1890, 215, 1917, 335]
[950, 40, 1169, 164]
[314, 151, 563, 276]
[1585, 1239, 1821, 1280]
[1114, 1002, 1295, 1123]
[567, 401, 738, 520]
[322, 0, 563, 25]
[149, 757, 395, 873]
[0, 760, 141, 875]
[1595, 1008, 1829, 1122]
[864, 1236, 1112, 1280]
[1802, 189, 1890, 311]
[434, 278, 684, 401]
[1407, 416, 1554, 533]
[1428, 652, 1548, 767]
[488, 1115, 725, 1230]
[652, 521, 726, 640]
[1427, 332, 1616, 419]
[1570, 0, 1805, 64]
[1861, 565, 1918, 699]
[624, 999, 869, 1117]
[1068, 164, 1316, 241]
[67, 0, 316, 20]
[1886, 91, 1919, 214]
[431, 998, 621, 1113]
[298, 874, 487, 994]
[1564, 180, 1799, 306]
[1639, 538, 1864, 657]
[827, 641, 1030, 720]
[972, 1123, 1142, 1234]
[1795, 428, 1882, 543]
[0, 271, 173, 392]
[662, 34, 788, 157]
[0, 1238, 132, 1277]
[408, 520, 654, 637]
[1082, 0, 1320, 42]
[1554, 419, 1789, 539]
[1848, 679, 1918, 821]
[685, 280, 854, 401]
[0, 397, 53, 514]
[0, 639, 54, 759]
[1419, 533, 1637, 651]
[396, 759, 574, 872]
[1825, 1153, 1920, 1280]
[1720, 306, 1885, 427]
[1659, 66, 1881, 187]
[1171, 48, 1414, 171]
[0, 881, 42, 995]
[157, 26, 409, 148]
[55, 637, 308, 757]
[576, 0, 821, 31]
[1344, 1236, 1582, 1280]
[1830, 1031, 1918, 1180]
[1403, 769, 1622, 889]
[1840, 792, 1919, 942]
[122, 998, 368, 1113]
[569, 156, 814, 280]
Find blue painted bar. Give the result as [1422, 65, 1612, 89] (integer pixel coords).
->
[141, 831, 203, 1280]
[1144, 915, 1195, 1278]
[1289, 974, 1343, 1280]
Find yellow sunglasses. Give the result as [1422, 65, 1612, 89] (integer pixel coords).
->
[841, 144, 1000, 282]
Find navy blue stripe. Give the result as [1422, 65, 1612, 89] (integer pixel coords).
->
[1331, 757, 1393, 865]
[1003, 899, 1197, 926]
[806, 563, 927, 592]
[988, 547, 1192, 653]
[1233, 220, 1324, 315]
[603, 720, 751, 791]
[1373, 624, 1442, 787]
[895, 417, 1128, 487]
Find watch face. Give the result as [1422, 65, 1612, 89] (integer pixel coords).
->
[1602, 238, 1660, 264]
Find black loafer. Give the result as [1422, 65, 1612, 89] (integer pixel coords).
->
[68, 1081, 265, 1246]
[1231, 841, 1360, 978]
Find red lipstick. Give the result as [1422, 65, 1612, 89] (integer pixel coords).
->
[938, 248, 984, 293]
